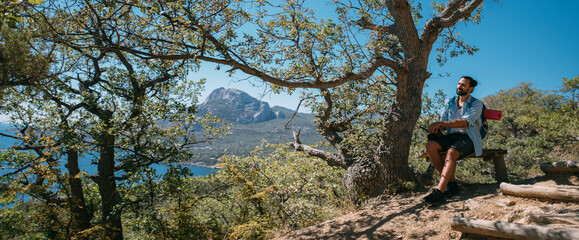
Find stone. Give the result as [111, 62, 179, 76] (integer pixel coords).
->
[495, 198, 516, 208]
[463, 199, 482, 210]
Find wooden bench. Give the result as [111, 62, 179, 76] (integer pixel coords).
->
[416, 149, 508, 184]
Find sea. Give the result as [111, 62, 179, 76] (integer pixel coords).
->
[0, 123, 218, 177]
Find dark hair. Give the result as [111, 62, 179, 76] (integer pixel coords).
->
[461, 76, 478, 88]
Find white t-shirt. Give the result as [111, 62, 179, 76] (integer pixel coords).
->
[449, 107, 467, 134]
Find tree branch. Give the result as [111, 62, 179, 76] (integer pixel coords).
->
[354, 18, 396, 35]
[107, 27, 403, 90]
[305, 89, 362, 167]
[316, 90, 351, 156]
[198, 55, 401, 89]
[290, 130, 347, 169]
[438, 0, 483, 27]
[421, 0, 484, 45]
[385, 0, 421, 56]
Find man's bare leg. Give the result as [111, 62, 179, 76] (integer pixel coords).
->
[437, 148, 460, 192]
[425, 141, 444, 173]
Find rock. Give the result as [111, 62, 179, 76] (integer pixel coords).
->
[198, 88, 279, 124]
[463, 199, 482, 210]
[495, 198, 516, 208]
[275, 111, 286, 119]
[516, 206, 546, 224]
[502, 209, 523, 222]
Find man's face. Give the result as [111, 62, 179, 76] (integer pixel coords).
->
[456, 78, 472, 96]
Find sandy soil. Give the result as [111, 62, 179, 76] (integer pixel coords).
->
[274, 174, 579, 240]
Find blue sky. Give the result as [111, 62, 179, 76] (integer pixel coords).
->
[192, 1, 579, 111]
[424, 0, 579, 99]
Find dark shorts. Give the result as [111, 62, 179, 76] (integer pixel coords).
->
[431, 132, 475, 160]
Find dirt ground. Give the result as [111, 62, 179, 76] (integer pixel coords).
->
[274, 174, 579, 240]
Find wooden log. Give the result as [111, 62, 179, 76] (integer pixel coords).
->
[499, 183, 579, 202]
[540, 161, 579, 174]
[451, 216, 579, 240]
[527, 213, 579, 225]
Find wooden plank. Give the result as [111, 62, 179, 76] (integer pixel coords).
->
[499, 183, 579, 202]
[451, 216, 579, 240]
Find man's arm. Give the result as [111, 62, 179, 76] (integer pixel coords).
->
[428, 119, 469, 133]
[434, 98, 453, 133]
[462, 100, 484, 127]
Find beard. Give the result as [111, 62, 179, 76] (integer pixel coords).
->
[456, 88, 468, 96]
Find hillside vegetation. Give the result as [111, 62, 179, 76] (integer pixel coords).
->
[3, 80, 577, 239]
[2, 1, 576, 239]
[190, 88, 323, 167]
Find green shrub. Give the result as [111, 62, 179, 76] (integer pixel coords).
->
[195, 142, 349, 239]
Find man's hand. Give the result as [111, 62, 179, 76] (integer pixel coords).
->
[428, 122, 445, 134]
[429, 119, 469, 133]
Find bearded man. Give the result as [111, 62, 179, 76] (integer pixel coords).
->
[422, 76, 484, 205]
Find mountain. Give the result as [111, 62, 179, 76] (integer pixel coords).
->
[197, 87, 286, 124]
[189, 88, 324, 167]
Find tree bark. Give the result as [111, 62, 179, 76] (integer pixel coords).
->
[65, 148, 92, 235]
[451, 216, 579, 240]
[342, 73, 426, 201]
[342, 157, 387, 201]
[499, 183, 579, 202]
[380, 75, 425, 184]
[95, 130, 123, 240]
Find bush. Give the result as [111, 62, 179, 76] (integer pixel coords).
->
[120, 142, 349, 239]
[195, 142, 349, 239]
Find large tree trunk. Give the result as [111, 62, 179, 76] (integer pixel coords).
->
[65, 148, 92, 235]
[95, 130, 123, 240]
[342, 106, 419, 201]
[343, 72, 426, 201]
[381, 95, 423, 183]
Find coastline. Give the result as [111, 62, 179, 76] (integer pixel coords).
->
[179, 161, 221, 169]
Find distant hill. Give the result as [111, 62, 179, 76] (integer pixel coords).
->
[197, 87, 286, 124]
[189, 88, 323, 167]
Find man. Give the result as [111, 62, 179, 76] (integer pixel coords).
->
[422, 76, 484, 205]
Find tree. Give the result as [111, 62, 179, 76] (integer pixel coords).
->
[0, 24, 50, 94]
[26, 0, 485, 202]
[0, 1, 44, 29]
[0, 1, 49, 90]
[483, 81, 579, 178]
[0, 96, 94, 238]
[1, 2, 230, 239]
[561, 75, 578, 111]
[114, 0, 484, 201]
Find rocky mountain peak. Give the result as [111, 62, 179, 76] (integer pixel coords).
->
[198, 88, 285, 124]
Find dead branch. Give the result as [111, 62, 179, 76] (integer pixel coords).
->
[290, 130, 347, 169]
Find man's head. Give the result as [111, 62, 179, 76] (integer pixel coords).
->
[456, 76, 477, 96]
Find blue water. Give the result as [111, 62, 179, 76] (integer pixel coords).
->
[0, 123, 217, 177]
